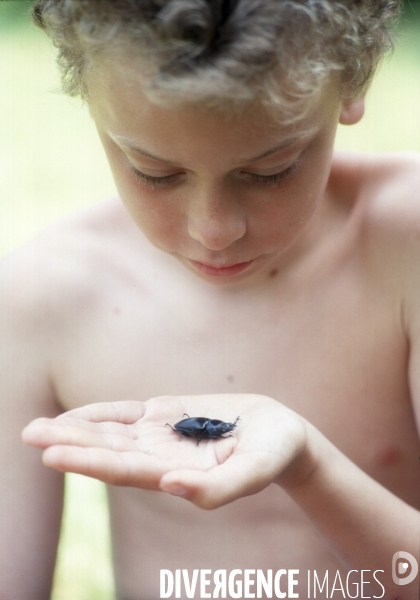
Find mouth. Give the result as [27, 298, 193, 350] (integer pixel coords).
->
[188, 259, 254, 277]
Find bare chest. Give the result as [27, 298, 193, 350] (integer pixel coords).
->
[54, 269, 417, 484]
[52, 267, 419, 598]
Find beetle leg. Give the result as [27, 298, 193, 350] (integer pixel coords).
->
[196, 431, 208, 446]
[165, 423, 176, 431]
[183, 413, 190, 418]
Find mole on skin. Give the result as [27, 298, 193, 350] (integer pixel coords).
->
[376, 447, 401, 468]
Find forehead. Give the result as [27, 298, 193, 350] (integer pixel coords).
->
[88, 56, 340, 161]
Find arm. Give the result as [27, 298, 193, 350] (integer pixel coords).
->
[0, 254, 64, 599]
[276, 156, 419, 599]
[160, 410, 419, 599]
[22, 392, 419, 600]
[277, 425, 419, 600]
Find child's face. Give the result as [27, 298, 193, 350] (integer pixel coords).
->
[89, 62, 343, 286]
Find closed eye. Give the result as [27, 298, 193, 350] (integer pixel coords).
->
[242, 164, 297, 187]
[128, 162, 298, 189]
[128, 165, 183, 188]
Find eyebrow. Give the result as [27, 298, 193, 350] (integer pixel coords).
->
[245, 126, 318, 161]
[111, 127, 316, 165]
[111, 134, 178, 164]
[248, 136, 308, 161]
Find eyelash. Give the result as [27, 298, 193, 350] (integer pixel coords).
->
[128, 165, 179, 188]
[243, 164, 297, 187]
[128, 163, 297, 189]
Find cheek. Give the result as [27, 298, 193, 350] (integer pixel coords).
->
[105, 161, 176, 233]
[280, 156, 332, 229]
[254, 181, 321, 241]
[99, 138, 183, 242]
[130, 195, 176, 229]
[122, 187, 186, 249]
[254, 146, 332, 239]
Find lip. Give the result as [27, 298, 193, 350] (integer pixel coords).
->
[189, 259, 254, 277]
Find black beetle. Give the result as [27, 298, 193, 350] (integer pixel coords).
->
[166, 414, 240, 445]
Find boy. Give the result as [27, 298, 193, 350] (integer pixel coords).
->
[1, 0, 419, 598]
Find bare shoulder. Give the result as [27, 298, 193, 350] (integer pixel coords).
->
[332, 151, 420, 227]
[331, 152, 420, 259]
[362, 152, 420, 258]
[353, 151, 420, 331]
[331, 152, 420, 419]
[0, 199, 139, 334]
[331, 151, 420, 314]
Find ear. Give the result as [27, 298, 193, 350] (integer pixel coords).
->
[339, 97, 365, 125]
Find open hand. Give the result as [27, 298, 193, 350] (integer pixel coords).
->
[22, 394, 310, 508]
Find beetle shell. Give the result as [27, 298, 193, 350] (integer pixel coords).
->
[166, 415, 240, 445]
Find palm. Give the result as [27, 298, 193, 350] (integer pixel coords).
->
[22, 394, 306, 508]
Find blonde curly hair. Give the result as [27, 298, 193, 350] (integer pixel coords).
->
[32, 0, 401, 117]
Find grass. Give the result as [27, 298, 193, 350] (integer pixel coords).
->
[51, 475, 116, 600]
[0, 6, 419, 600]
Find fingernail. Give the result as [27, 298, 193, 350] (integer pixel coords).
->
[161, 483, 188, 497]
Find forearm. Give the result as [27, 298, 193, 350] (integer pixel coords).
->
[0, 452, 64, 599]
[277, 424, 419, 600]
[20, 392, 420, 600]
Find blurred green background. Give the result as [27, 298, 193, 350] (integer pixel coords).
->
[0, 1, 419, 599]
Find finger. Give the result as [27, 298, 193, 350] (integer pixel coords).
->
[42, 445, 168, 488]
[22, 417, 138, 451]
[159, 450, 278, 509]
[56, 400, 146, 424]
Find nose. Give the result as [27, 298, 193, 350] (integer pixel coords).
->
[187, 187, 246, 251]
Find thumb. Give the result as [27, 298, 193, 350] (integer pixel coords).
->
[159, 451, 277, 509]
